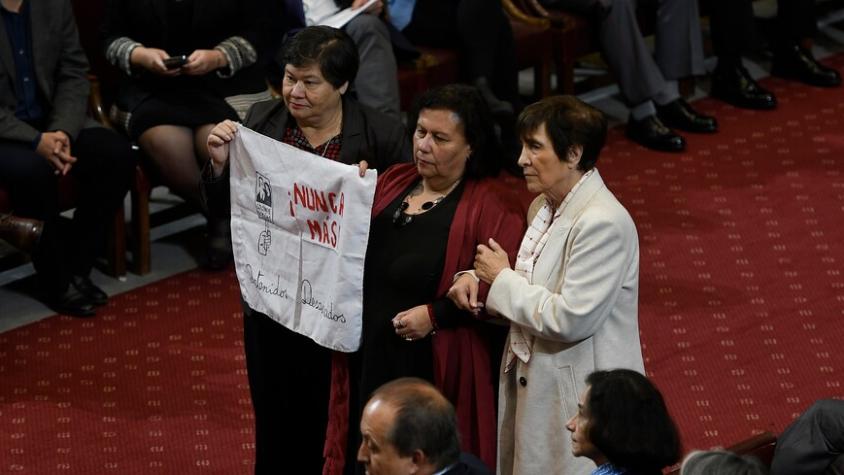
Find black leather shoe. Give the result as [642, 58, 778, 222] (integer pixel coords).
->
[655, 98, 718, 133]
[626, 115, 686, 152]
[772, 44, 842, 88]
[70, 275, 108, 307]
[711, 65, 777, 110]
[48, 286, 96, 318]
[0, 213, 43, 254]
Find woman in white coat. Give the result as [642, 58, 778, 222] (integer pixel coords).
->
[449, 95, 645, 475]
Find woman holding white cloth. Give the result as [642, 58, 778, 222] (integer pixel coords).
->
[448, 95, 645, 475]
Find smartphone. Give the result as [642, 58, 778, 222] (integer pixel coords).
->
[163, 55, 188, 69]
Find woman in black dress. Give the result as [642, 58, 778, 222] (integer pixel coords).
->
[346, 84, 526, 472]
[102, 0, 280, 267]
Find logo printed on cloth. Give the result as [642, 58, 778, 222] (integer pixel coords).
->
[229, 125, 376, 352]
[256, 172, 273, 256]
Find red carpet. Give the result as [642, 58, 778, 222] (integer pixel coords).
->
[599, 55, 844, 448]
[3, 57, 844, 472]
[0, 272, 250, 473]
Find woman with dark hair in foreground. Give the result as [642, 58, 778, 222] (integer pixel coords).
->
[568, 369, 681, 475]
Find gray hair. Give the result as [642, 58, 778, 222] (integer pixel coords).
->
[681, 450, 768, 475]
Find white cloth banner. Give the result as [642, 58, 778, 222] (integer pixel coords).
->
[229, 124, 376, 352]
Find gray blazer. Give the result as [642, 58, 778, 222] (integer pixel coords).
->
[487, 170, 645, 475]
[0, 0, 93, 144]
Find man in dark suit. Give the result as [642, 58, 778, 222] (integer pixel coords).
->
[356, 377, 491, 475]
[0, 0, 133, 316]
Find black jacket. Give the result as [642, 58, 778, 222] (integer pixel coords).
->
[202, 95, 410, 217]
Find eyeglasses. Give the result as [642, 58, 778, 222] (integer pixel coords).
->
[392, 201, 413, 227]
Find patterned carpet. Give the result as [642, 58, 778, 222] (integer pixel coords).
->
[600, 55, 844, 448]
[2, 57, 844, 472]
[0, 271, 250, 473]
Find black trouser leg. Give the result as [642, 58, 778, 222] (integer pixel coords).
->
[456, 0, 519, 102]
[66, 127, 134, 276]
[403, 0, 519, 103]
[242, 306, 333, 474]
[710, 0, 755, 69]
[0, 140, 66, 293]
[776, 0, 817, 50]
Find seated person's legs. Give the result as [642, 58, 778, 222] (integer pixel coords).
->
[771, 0, 841, 87]
[138, 125, 204, 210]
[455, 0, 519, 115]
[0, 128, 132, 317]
[140, 123, 233, 270]
[0, 142, 72, 304]
[343, 14, 400, 120]
[400, 0, 517, 116]
[131, 91, 240, 270]
[595, 0, 715, 152]
[708, 0, 778, 110]
[69, 127, 135, 300]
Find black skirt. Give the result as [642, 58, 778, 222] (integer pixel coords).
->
[127, 87, 239, 140]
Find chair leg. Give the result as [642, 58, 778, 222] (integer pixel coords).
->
[131, 164, 152, 275]
[535, 57, 552, 98]
[679, 77, 695, 97]
[556, 60, 576, 94]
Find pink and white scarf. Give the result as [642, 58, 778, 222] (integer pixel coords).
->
[504, 170, 593, 371]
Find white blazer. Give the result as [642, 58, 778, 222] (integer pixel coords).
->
[487, 169, 644, 475]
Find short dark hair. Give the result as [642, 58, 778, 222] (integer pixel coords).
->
[517, 95, 607, 171]
[681, 451, 768, 475]
[585, 369, 681, 475]
[280, 26, 359, 88]
[408, 84, 503, 179]
[370, 378, 461, 471]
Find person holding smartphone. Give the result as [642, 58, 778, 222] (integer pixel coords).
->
[102, 0, 282, 269]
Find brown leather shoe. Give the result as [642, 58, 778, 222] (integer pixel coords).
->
[0, 213, 44, 254]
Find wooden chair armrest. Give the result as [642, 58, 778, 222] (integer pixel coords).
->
[266, 79, 281, 99]
[726, 431, 777, 463]
[503, 0, 551, 28]
[522, 0, 576, 27]
[413, 53, 440, 70]
[87, 74, 115, 130]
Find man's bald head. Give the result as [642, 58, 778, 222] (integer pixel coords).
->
[363, 378, 461, 472]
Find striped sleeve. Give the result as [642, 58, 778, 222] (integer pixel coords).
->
[105, 37, 143, 75]
[214, 36, 257, 78]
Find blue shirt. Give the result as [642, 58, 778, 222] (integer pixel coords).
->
[1, 0, 44, 125]
[592, 462, 629, 475]
[386, 0, 415, 31]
